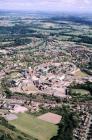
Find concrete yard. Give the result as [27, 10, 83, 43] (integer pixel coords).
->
[4, 113, 18, 121]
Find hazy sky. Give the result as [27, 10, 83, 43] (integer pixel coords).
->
[0, 0, 92, 12]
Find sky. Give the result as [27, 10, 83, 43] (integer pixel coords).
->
[0, 0, 92, 13]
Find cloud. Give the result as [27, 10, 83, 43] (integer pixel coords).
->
[0, 0, 92, 12]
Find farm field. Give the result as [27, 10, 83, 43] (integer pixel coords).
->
[9, 113, 58, 140]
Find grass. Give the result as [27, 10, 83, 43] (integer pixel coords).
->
[71, 89, 90, 96]
[74, 69, 88, 78]
[9, 72, 21, 79]
[0, 124, 35, 140]
[9, 113, 58, 140]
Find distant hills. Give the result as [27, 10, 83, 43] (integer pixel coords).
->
[0, 10, 92, 25]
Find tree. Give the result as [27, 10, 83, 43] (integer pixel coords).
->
[51, 106, 79, 140]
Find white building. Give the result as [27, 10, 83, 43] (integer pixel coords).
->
[10, 104, 28, 114]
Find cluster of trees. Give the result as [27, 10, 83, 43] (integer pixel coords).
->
[71, 35, 92, 44]
[0, 116, 37, 140]
[1, 78, 12, 98]
[14, 38, 31, 46]
[82, 69, 92, 75]
[82, 62, 92, 75]
[51, 106, 79, 140]
[70, 82, 92, 95]
[0, 26, 35, 35]
[68, 82, 92, 102]
[0, 117, 16, 140]
[0, 116, 15, 131]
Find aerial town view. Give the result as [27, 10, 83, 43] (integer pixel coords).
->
[0, 0, 92, 140]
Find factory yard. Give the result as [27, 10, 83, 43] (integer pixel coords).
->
[8, 62, 78, 98]
[8, 61, 92, 99]
[10, 79, 40, 94]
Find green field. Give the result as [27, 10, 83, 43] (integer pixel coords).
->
[71, 89, 90, 96]
[10, 113, 58, 140]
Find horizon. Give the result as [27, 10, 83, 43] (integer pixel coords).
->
[0, 0, 92, 13]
